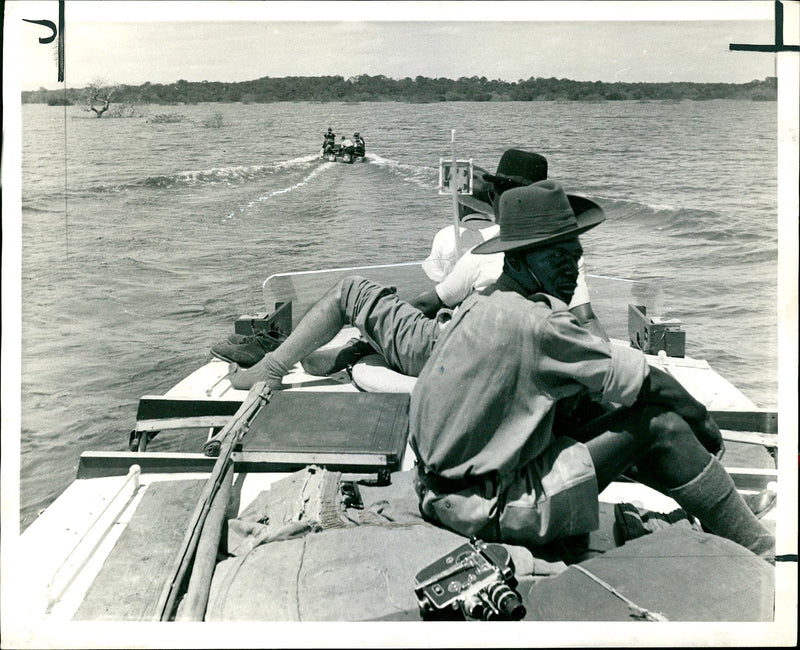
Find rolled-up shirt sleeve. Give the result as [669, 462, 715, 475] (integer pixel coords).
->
[436, 250, 504, 308]
[535, 310, 649, 406]
[435, 253, 477, 307]
[421, 229, 452, 282]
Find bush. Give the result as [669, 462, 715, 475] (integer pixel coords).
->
[106, 103, 146, 118]
[47, 97, 73, 106]
[203, 112, 225, 128]
[148, 113, 186, 123]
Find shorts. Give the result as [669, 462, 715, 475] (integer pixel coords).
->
[339, 276, 440, 377]
[416, 437, 599, 546]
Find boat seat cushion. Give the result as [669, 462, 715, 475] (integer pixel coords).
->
[350, 354, 417, 393]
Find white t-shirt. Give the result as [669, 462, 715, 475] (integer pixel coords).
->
[421, 222, 499, 282]
[436, 247, 591, 309]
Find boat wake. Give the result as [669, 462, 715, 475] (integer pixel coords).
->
[81, 154, 327, 194]
[222, 162, 335, 222]
[366, 154, 437, 191]
[142, 157, 323, 190]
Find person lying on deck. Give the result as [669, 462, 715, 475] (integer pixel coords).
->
[227, 179, 775, 561]
[210, 149, 606, 374]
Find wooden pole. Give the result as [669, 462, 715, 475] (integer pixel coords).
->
[155, 382, 270, 621]
[451, 129, 462, 260]
[176, 461, 234, 621]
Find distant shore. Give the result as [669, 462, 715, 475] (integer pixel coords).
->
[22, 74, 777, 105]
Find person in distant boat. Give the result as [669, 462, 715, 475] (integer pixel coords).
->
[323, 127, 336, 154]
[340, 134, 355, 157]
[223, 179, 774, 561]
[353, 132, 365, 157]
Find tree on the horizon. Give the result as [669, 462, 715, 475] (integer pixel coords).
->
[84, 78, 116, 117]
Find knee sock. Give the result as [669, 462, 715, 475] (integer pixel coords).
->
[668, 456, 774, 559]
[230, 353, 290, 390]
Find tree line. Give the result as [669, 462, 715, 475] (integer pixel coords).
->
[24, 74, 777, 106]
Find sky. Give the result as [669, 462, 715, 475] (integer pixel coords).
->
[7, 1, 788, 91]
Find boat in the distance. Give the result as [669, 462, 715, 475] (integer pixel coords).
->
[320, 146, 366, 164]
[321, 132, 366, 163]
[10, 261, 780, 630]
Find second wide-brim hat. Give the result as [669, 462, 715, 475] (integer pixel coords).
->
[472, 179, 605, 255]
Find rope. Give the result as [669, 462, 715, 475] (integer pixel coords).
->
[572, 564, 669, 622]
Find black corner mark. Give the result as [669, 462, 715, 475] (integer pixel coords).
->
[730, 0, 800, 53]
[22, 18, 57, 44]
[23, 0, 65, 82]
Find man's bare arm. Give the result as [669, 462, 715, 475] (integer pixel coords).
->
[570, 302, 609, 341]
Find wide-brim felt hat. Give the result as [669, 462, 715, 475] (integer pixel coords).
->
[459, 150, 550, 218]
[483, 149, 548, 189]
[457, 166, 494, 216]
[472, 179, 605, 255]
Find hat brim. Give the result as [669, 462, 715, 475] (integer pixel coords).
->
[457, 194, 494, 215]
[471, 195, 605, 255]
[482, 172, 534, 187]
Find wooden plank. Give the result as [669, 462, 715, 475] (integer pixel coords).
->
[136, 395, 243, 421]
[73, 479, 206, 621]
[721, 429, 779, 448]
[709, 410, 778, 434]
[727, 467, 778, 491]
[77, 450, 399, 479]
[236, 450, 391, 471]
[135, 415, 231, 432]
[78, 452, 215, 478]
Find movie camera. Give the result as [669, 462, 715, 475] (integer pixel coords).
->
[414, 538, 526, 621]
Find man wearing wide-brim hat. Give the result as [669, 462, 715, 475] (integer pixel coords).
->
[412, 149, 608, 341]
[410, 179, 774, 559]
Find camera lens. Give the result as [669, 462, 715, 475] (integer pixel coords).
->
[486, 582, 526, 620]
[461, 594, 487, 620]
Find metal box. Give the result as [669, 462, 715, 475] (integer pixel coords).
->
[234, 301, 292, 337]
[628, 304, 685, 357]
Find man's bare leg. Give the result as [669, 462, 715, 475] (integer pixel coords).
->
[584, 405, 773, 558]
[229, 281, 349, 390]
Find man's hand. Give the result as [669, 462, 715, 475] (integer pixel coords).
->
[408, 289, 445, 318]
[686, 412, 725, 458]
